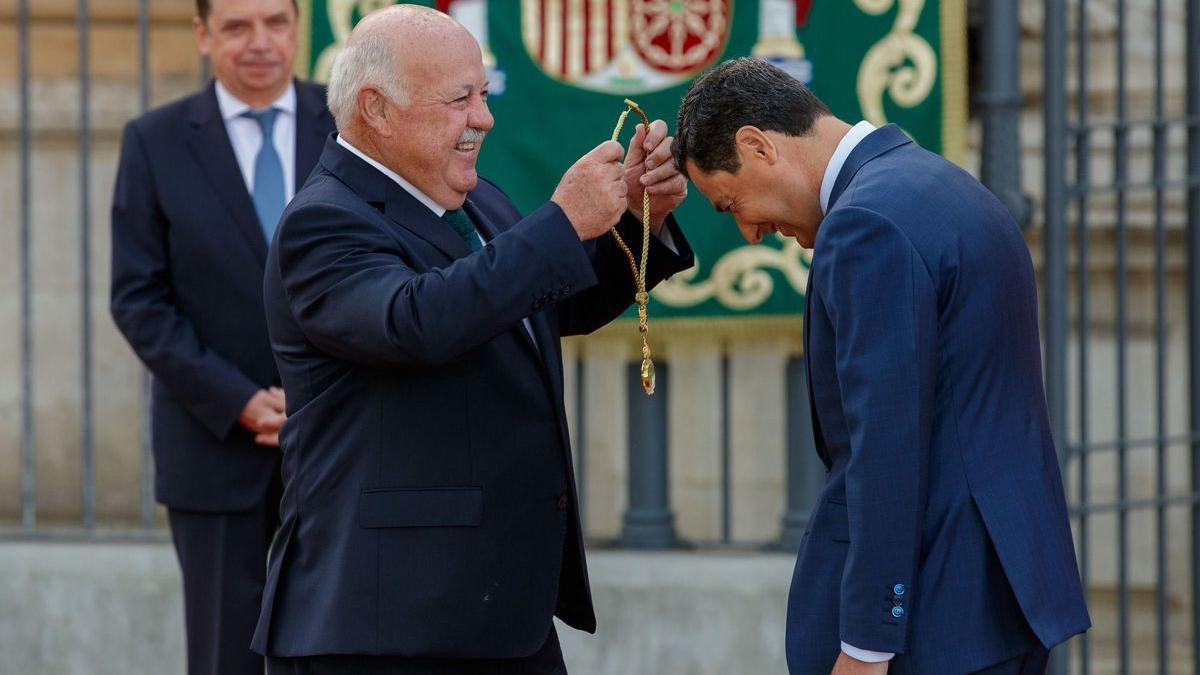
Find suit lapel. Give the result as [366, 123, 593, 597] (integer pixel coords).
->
[463, 197, 550, 366]
[803, 273, 831, 469]
[317, 137, 470, 261]
[185, 82, 268, 265]
[383, 191, 471, 260]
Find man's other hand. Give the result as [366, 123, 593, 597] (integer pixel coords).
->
[239, 386, 286, 447]
[831, 651, 890, 675]
[552, 140, 628, 241]
[623, 120, 686, 233]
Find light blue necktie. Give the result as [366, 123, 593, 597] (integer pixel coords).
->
[243, 108, 285, 241]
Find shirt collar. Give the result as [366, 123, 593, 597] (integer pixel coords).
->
[819, 120, 877, 215]
[214, 79, 296, 121]
[335, 135, 447, 217]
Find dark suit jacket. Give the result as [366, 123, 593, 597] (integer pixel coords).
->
[786, 125, 1090, 674]
[110, 80, 335, 512]
[251, 137, 693, 658]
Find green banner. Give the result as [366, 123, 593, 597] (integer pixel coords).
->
[298, 0, 965, 326]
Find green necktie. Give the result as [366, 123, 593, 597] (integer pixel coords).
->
[442, 209, 483, 252]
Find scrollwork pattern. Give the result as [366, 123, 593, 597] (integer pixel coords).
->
[312, 0, 394, 82]
[854, 0, 937, 126]
[652, 236, 812, 310]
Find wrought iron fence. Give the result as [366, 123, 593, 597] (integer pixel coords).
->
[1043, 0, 1200, 672]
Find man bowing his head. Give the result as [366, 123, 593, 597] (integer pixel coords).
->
[252, 5, 692, 674]
[675, 58, 1089, 675]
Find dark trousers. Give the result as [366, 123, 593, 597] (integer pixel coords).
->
[168, 476, 282, 675]
[266, 625, 567, 675]
[967, 647, 1051, 675]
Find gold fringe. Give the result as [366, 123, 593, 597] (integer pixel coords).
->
[296, 0, 314, 80]
[940, 0, 969, 166]
[565, 316, 805, 356]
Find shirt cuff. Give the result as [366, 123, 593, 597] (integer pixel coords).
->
[655, 221, 679, 254]
[841, 642, 895, 663]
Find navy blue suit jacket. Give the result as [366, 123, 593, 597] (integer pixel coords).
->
[251, 137, 693, 657]
[109, 80, 334, 511]
[786, 125, 1090, 674]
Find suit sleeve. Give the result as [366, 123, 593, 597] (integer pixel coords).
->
[109, 121, 261, 439]
[276, 200, 599, 368]
[554, 211, 694, 337]
[813, 206, 937, 654]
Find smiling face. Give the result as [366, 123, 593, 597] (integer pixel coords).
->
[195, 0, 298, 108]
[685, 128, 824, 248]
[378, 29, 494, 209]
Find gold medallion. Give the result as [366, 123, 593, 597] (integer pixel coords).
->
[610, 99, 655, 396]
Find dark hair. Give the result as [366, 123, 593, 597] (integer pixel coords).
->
[673, 57, 831, 177]
[196, 0, 298, 21]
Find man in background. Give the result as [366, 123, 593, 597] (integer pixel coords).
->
[109, 1, 333, 673]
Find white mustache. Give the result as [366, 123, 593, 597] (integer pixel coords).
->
[457, 128, 486, 144]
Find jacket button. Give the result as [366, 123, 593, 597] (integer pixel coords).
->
[557, 494, 569, 510]
[891, 606, 905, 619]
[893, 583, 906, 596]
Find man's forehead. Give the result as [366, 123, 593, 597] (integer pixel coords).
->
[210, 0, 292, 17]
[686, 163, 726, 192]
[410, 51, 486, 92]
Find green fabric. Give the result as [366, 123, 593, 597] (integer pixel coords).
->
[299, 0, 960, 321]
[443, 209, 484, 252]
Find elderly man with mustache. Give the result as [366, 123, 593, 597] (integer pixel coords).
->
[251, 5, 693, 674]
[109, 1, 335, 673]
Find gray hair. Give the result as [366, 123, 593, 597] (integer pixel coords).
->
[326, 33, 408, 130]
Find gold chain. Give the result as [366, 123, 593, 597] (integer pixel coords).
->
[609, 98, 655, 396]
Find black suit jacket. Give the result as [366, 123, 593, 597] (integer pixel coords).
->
[110, 80, 335, 512]
[251, 137, 693, 657]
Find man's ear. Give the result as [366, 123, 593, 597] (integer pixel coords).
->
[357, 87, 392, 137]
[193, 16, 211, 57]
[734, 126, 778, 166]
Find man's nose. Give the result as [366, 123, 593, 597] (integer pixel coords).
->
[471, 98, 495, 132]
[249, 22, 272, 50]
[737, 221, 759, 245]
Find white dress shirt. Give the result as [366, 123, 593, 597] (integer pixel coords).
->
[820, 120, 878, 216]
[215, 80, 297, 202]
[816, 119, 894, 666]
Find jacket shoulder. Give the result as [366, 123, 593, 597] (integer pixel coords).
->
[126, 88, 207, 137]
[296, 79, 328, 99]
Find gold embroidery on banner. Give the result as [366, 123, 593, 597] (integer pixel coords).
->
[652, 236, 812, 311]
[311, 0, 394, 82]
[522, 0, 542, 61]
[854, 0, 937, 127]
[566, 0, 587, 79]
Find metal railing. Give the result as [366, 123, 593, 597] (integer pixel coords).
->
[1044, 0, 1200, 673]
[6, 0, 209, 541]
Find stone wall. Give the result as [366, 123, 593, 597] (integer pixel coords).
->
[0, 543, 796, 675]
